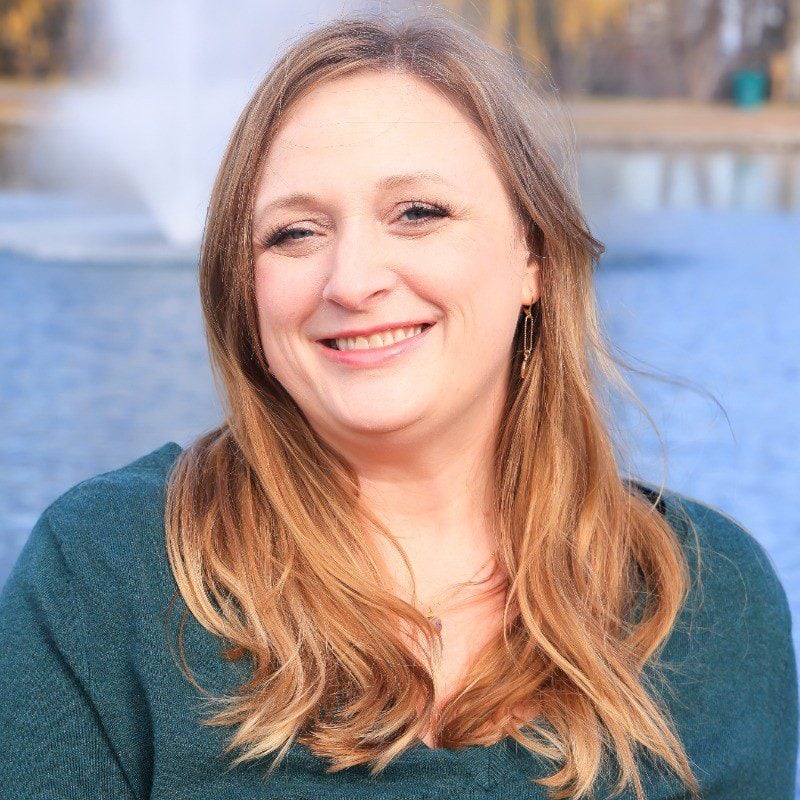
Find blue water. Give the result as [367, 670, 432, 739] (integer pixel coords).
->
[1, 190, 798, 789]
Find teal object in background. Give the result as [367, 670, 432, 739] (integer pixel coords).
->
[733, 68, 768, 108]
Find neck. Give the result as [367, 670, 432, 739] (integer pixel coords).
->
[312, 366, 510, 599]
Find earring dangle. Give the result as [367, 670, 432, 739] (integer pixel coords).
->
[520, 304, 534, 379]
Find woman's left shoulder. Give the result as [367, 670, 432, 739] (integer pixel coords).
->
[631, 482, 798, 794]
[665, 486, 790, 637]
[632, 479, 791, 639]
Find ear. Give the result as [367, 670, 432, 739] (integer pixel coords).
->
[521, 252, 541, 307]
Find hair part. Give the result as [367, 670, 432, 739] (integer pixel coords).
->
[165, 7, 703, 799]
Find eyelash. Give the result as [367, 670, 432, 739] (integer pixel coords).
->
[259, 200, 453, 249]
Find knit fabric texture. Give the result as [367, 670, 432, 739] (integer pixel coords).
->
[0, 441, 797, 799]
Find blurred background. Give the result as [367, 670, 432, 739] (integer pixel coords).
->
[0, 0, 798, 782]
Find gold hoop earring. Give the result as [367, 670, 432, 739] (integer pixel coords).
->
[520, 304, 534, 379]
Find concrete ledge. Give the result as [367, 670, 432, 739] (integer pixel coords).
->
[563, 96, 800, 152]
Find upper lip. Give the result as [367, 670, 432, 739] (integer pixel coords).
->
[315, 320, 435, 342]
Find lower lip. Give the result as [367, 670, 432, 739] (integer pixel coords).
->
[315, 324, 435, 367]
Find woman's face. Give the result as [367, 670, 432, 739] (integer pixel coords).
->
[251, 69, 538, 447]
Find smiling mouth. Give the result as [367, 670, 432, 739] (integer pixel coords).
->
[322, 323, 434, 351]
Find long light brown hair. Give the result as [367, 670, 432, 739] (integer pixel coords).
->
[164, 7, 703, 799]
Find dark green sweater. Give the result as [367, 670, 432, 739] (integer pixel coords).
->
[0, 442, 796, 799]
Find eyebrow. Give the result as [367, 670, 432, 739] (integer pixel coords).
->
[253, 170, 456, 225]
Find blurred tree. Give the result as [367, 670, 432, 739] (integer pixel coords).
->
[440, 0, 629, 86]
[439, 0, 794, 101]
[0, 0, 82, 78]
[558, 0, 629, 46]
[549, 0, 630, 91]
[666, 0, 727, 99]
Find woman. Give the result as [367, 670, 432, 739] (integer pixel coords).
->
[0, 8, 796, 800]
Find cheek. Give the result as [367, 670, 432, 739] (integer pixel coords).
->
[253, 270, 278, 343]
[253, 262, 313, 337]
[416, 231, 488, 301]
[431, 229, 518, 311]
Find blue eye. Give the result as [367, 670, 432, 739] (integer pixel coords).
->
[265, 227, 313, 247]
[400, 201, 451, 223]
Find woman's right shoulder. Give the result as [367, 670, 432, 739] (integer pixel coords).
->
[40, 440, 184, 534]
[15, 441, 185, 603]
[0, 441, 188, 798]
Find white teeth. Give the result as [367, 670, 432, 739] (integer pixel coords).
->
[334, 324, 425, 352]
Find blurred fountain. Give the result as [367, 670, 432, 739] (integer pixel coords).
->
[28, 0, 374, 253]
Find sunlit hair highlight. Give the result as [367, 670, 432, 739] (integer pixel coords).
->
[164, 7, 704, 799]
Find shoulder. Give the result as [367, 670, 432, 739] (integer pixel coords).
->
[31, 441, 184, 602]
[632, 479, 791, 635]
[41, 440, 183, 531]
[626, 484, 798, 800]
[632, 479, 794, 698]
[670, 486, 790, 638]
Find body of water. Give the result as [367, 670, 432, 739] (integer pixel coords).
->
[580, 147, 800, 212]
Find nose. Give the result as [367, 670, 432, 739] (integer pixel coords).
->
[321, 216, 397, 309]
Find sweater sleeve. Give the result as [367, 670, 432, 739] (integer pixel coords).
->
[0, 511, 138, 800]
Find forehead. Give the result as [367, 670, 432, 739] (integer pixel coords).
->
[256, 71, 498, 193]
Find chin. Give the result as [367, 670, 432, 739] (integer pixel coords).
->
[333, 404, 428, 435]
